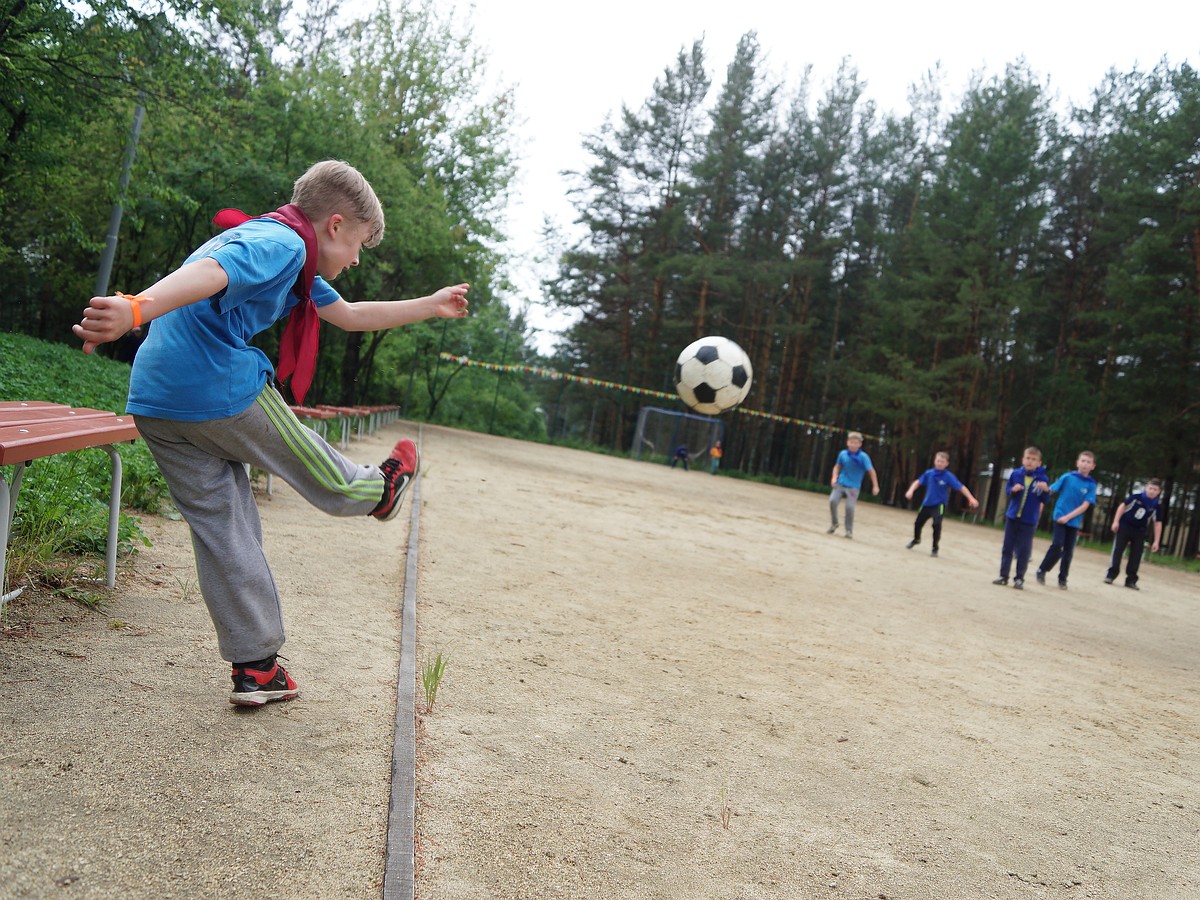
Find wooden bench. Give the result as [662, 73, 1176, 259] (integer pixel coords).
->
[0, 403, 140, 604]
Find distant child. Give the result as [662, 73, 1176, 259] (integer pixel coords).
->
[828, 431, 880, 539]
[709, 441, 723, 475]
[1035, 451, 1098, 590]
[1105, 478, 1164, 590]
[74, 160, 471, 706]
[993, 446, 1050, 589]
[904, 451, 979, 557]
[671, 445, 691, 470]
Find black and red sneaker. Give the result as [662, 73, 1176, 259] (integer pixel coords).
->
[230, 656, 299, 706]
[370, 438, 419, 521]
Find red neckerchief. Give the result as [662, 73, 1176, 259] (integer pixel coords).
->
[212, 204, 320, 404]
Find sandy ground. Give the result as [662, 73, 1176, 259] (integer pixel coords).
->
[2, 421, 1198, 899]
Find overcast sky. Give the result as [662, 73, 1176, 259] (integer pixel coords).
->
[418, 1, 1198, 348]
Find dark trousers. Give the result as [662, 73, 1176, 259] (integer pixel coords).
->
[913, 505, 944, 550]
[1039, 522, 1080, 583]
[1107, 526, 1148, 586]
[1000, 519, 1036, 580]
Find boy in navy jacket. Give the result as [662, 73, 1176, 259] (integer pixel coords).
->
[993, 447, 1049, 590]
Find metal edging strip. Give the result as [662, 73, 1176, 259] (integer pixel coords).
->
[383, 426, 421, 900]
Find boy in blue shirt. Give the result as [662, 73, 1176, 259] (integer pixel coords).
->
[74, 160, 471, 706]
[993, 446, 1050, 590]
[1105, 478, 1164, 590]
[903, 451, 979, 557]
[1035, 451, 1098, 589]
[828, 431, 880, 539]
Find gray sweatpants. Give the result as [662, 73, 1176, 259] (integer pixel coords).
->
[135, 386, 388, 663]
[829, 484, 861, 532]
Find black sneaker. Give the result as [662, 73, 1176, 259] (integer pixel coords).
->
[371, 438, 419, 521]
[827, 524, 838, 534]
[1013, 578, 1025, 590]
[1103, 577, 1114, 584]
[930, 548, 938, 558]
[1035, 570, 1046, 585]
[230, 657, 299, 706]
[1058, 581, 1068, 590]
[992, 577, 1008, 586]
[906, 540, 918, 549]
[1125, 583, 1140, 591]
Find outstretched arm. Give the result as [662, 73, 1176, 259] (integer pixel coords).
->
[904, 479, 920, 500]
[73, 258, 229, 354]
[319, 284, 470, 332]
[869, 468, 880, 496]
[960, 486, 979, 508]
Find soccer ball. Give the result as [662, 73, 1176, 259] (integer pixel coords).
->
[674, 336, 753, 415]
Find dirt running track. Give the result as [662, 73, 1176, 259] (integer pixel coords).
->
[2, 422, 1198, 899]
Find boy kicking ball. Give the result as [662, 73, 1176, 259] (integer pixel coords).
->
[74, 160, 470, 706]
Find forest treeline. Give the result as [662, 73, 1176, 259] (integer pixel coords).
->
[1, 3, 1197, 555]
[549, 36, 1200, 553]
[0, 0, 549, 439]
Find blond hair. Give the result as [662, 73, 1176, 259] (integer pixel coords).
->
[847, 431, 864, 442]
[292, 160, 385, 248]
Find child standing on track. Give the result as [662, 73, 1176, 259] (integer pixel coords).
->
[828, 431, 880, 539]
[1035, 451, 1098, 590]
[993, 447, 1049, 590]
[1105, 478, 1164, 590]
[73, 159, 470, 707]
[904, 451, 979, 557]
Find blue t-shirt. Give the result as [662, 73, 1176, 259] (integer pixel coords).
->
[1118, 492, 1161, 531]
[1004, 465, 1049, 524]
[835, 449, 874, 489]
[916, 467, 964, 508]
[1049, 470, 1098, 529]
[127, 219, 341, 421]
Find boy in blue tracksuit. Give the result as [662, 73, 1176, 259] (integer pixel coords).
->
[993, 447, 1050, 590]
[828, 431, 880, 539]
[904, 451, 979, 557]
[1105, 478, 1164, 590]
[1035, 451, 1098, 589]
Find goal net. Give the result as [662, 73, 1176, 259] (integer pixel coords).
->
[631, 406, 724, 467]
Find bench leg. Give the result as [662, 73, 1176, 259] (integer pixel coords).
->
[1, 462, 29, 605]
[102, 446, 123, 589]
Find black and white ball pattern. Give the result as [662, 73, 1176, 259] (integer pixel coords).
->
[674, 336, 753, 415]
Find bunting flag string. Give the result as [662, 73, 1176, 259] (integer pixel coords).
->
[439, 353, 876, 440]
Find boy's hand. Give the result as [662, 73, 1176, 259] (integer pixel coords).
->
[74, 295, 135, 354]
[968, 498, 979, 509]
[1112, 522, 1120, 534]
[1011, 483, 1024, 493]
[431, 283, 470, 318]
[1151, 541, 1160, 552]
[904, 490, 914, 500]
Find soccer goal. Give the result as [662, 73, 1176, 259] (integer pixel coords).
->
[631, 406, 725, 466]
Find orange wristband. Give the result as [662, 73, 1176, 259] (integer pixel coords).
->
[116, 292, 150, 329]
